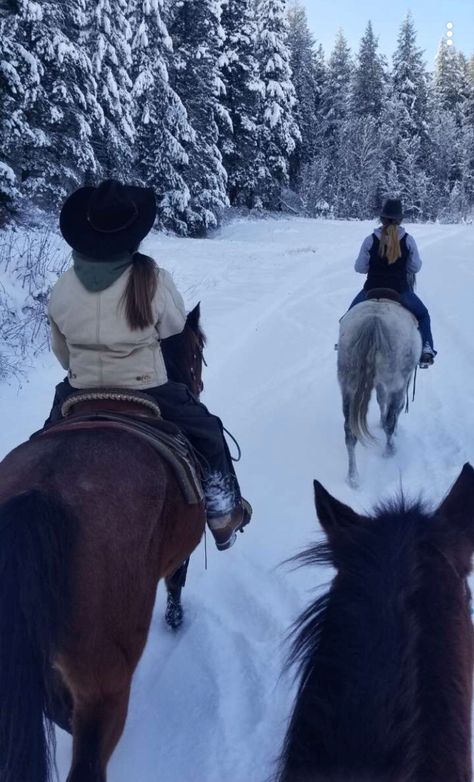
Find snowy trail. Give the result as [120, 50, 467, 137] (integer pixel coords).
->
[0, 217, 473, 781]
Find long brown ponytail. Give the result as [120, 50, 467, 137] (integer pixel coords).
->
[379, 219, 401, 265]
[121, 252, 158, 330]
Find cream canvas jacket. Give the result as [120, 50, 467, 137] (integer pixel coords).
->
[48, 265, 186, 389]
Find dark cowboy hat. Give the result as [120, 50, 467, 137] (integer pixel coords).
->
[380, 198, 403, 221]
[60, 180, 157, 259]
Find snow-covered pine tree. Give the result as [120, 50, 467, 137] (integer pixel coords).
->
[91, 0, 135, 180]
[350, 20, 386, 118]
[434, 40, 471, 126]
[336, 115, 384, 218]
[312, 43, 326, 114]
[0, 1, 40, 218]
[219, 0, 262, 207]
[287, 1, 320, 186]
[312, 31, 352, 213]
[427, 108, 462, 218]
[388, 13, 429, 218]
[167, 0, 228, 235]
[254, 0, 300, 208]
[8, 0, 102, 208]
[321, 22, 386, 219]
[458, 54, 474, 215]
[459, 52, 474, 128]
[466, 55, 474, 128]
[130, 0, 193, 234]
[392, 13, 429, 141]
[320, 30, 352, 143]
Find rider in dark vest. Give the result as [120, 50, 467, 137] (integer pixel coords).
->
[349, 198, 436, 367]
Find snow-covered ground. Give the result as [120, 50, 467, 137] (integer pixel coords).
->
[1, 216, 473, 781]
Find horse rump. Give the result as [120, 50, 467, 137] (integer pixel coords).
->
[0, 490, 75, 782]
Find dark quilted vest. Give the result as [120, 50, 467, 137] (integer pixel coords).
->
[364, 233, 409, 294]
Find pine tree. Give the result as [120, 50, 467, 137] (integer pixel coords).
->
[255, 0, 300, 208]
[386, 14, 430, 218]
[435, 40, 470, 123]
[392, 13, 429, 140]
[8, 0, 102, 208]
[336, 116, 384, 218]
[312, 31, 352, 214]
[168, 0, 228, 235]
[220, 0, 262, 207]
[287, 1, 321, 185]
[350, 21, 386, 118]
[321, 31, 352, 142]
[91, 0, 135, 179]
[131, 0, 193, 234]
[0, 1, 40, 217]
[428, 108, 461, 217]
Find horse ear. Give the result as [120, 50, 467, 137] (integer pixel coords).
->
[436, 463, 474, 542]
[313, 480, 361, 540]
[186, 302, 201, 333]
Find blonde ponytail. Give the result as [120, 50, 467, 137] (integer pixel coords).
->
[379, 222, 401, 264]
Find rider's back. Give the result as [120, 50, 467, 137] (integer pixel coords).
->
[49, 263, 186, 390]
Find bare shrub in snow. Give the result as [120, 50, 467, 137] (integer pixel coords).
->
[0, 229, 68, 381]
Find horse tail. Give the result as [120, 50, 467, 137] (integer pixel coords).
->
[348, 316, 390, 442]
[0, 490, 75, 782]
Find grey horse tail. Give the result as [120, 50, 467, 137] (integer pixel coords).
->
[349, 316, 390, 442]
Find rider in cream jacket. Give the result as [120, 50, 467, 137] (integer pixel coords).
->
[48, 252, 186, 390]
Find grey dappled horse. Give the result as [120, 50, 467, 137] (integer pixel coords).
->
[338, 299, 421, 487]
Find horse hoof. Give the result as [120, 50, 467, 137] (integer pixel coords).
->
[165, 595, 183, 631]
[346, 474, 360, 490]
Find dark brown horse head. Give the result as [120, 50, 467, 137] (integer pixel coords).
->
[279, 465, 474, 782]
[161, 302, 206, 397]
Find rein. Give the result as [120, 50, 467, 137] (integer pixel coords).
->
[223, 427, 242, 462]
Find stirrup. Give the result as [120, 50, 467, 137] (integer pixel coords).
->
[208, 499, 252, 551]
[419, 353, 434, 368]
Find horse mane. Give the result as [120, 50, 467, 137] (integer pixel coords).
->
[279, 497, 435, 782]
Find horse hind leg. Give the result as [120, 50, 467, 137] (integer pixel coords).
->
[165, 558, 190, 630]
[67, 684, 131, 782]
[343, 394, 359, 488]
[383, 390, 405, 457]
[376, 383, 387, 428]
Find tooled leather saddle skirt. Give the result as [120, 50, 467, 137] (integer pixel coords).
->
[36, 388, 203, 505]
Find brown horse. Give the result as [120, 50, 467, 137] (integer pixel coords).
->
[0, 305, 206, 782]
[278, 465, 474, 782]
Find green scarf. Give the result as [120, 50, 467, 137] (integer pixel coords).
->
[73, 251, 133, 293]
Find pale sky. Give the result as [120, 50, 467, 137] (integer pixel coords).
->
[300, 0, 474, 65]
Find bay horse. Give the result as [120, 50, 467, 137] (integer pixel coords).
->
[337, 298, 421, 487]
[0, 304, 206, 782]
[278, 464, 474, 782]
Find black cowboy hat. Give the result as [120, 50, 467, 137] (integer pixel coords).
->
[380, 198, 403, 221]
[60, 180, 157, 259]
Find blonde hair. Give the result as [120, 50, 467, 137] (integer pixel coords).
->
[378, 220, 401, 264]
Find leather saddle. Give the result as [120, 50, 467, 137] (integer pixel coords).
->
[366, 288, 401, 304]
[36, 389, 203, 505]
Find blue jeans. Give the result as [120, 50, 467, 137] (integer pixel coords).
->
[349, 290, 435, 351]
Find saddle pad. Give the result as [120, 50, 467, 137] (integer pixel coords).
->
[37, 413, 203, 505]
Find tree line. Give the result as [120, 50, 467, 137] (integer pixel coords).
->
[1, 0, 473, 234]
